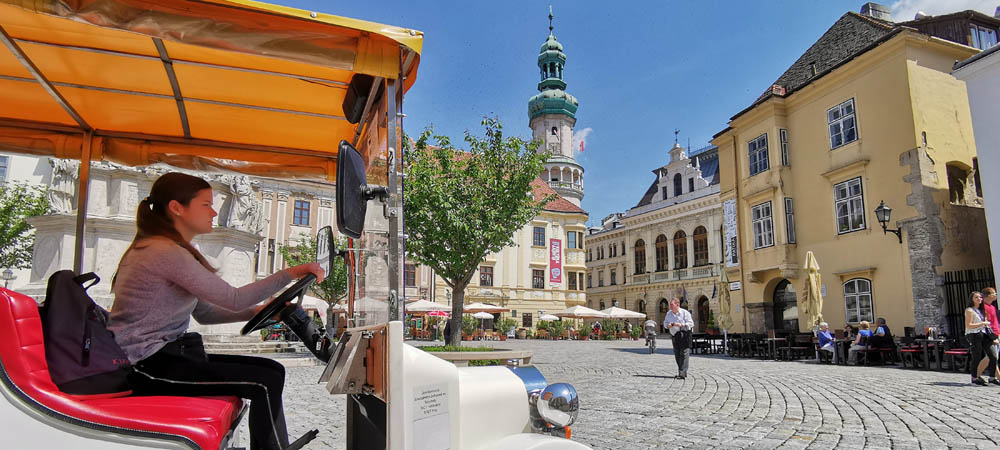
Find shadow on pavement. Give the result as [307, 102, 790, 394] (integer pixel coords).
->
[632, 374, 674, 379]
[924, 381, 977, 387]
[611, 347, 675, 355]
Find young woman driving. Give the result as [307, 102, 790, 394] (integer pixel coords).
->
[108, 172, 324, 450]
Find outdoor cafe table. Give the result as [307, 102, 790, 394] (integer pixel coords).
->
[914, 338, 947, 370]
[765, 337, 787, 360]
[834, 338, 853, 365]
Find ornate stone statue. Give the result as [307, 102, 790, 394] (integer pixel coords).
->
[227, 175, 264, 235]
[47, 158, 79, 214]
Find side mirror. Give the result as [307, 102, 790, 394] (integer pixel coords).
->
[316, 226, 334, 277]
[336, 140, 388, 239]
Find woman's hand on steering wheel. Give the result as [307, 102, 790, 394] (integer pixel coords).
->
[255, 300, 289, 321]
[288, 262, 325, 283]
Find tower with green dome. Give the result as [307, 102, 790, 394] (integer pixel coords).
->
[529, 7, 584, 207]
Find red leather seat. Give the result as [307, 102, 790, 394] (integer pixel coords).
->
[0, 288, 243, 450]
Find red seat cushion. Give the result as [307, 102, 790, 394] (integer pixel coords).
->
[0, 288, 242, 450]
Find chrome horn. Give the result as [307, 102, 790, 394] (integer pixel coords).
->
[530, 383, 579, 429]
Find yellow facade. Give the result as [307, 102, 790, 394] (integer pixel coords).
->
[712, 31, 989, 335]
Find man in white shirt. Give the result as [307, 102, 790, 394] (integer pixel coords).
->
[663, 298, 694, 378]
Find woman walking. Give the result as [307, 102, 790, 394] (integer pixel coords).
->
[965, 291, 998, 386]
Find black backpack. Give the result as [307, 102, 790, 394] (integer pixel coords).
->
[39, 271, 132, 397]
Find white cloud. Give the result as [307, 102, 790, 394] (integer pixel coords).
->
[889, 0, 997, 22]
[571, 127, 593, 154]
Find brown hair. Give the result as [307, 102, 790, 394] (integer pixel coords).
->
[984, 287, 996, 296]
[859, 321, 870, 330]
[127, 172, 215, 272]
[970, 291, 983, 307]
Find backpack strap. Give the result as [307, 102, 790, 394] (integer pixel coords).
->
[74, 273, 100, 291]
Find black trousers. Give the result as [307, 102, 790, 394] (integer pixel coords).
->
[969, 333, 997, 380]
[671, 331, 691, 377]
[128, 338, 289, 450]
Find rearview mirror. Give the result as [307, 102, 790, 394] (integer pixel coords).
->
[316, 226, 334, 277]
[336, 140, 388, 239]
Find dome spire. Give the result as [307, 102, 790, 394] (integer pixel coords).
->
[548, 5, 554, 34]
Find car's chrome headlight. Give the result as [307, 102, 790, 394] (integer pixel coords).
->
[531, 383, 579, 429]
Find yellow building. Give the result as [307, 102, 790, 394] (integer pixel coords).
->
[711, 9, 990, 336]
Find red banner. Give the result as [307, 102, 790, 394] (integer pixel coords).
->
[549, 239, 562, 284]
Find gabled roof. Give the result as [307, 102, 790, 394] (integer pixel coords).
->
[734, 12, 898, 121]
[531, 178, 587, 214]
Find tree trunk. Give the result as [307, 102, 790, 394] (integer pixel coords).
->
[448, 281, 468, 347]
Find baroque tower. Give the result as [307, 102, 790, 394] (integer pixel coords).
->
[528, 8, 583, 207]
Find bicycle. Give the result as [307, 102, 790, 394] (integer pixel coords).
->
[645, 330, 656, 354]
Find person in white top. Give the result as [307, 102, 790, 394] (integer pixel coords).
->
[662, 298, 695, 378]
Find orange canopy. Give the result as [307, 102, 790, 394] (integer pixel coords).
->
[0, 0, 422, 180]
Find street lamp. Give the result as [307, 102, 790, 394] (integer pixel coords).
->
[2, 268, 15, 289]
[874, 200, 902, 243]
[445, 289, 452, 306]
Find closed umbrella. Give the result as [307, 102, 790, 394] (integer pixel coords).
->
[802, 251, 825, 331]
[716, 269, 735, 354]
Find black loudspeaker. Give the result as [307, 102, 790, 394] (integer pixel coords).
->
[342, 74, 383, 124]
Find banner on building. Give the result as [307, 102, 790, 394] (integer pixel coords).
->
[549, 239, 562, 284]
[723, 199, 740, 267]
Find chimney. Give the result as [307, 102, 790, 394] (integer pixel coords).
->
[860, 2, 892, 21]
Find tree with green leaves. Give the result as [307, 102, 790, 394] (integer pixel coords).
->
[404, 118, 551, 346]
[280, 232, 349, 336]
[0, 182, 49, 271]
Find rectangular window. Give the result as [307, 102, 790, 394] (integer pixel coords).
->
[579, 273, 585, 291]
[532, 269, 544, 289]
[748, 133, 769, 176]
[587, 273, 592, 288]
[844, 279, 874, 323]
[533, 226, 545, 247]
[751, 201, 774, 249]
[568, 272, 577, 290]
[567, 231, 577, 249]
[662, 186, 669, 200]
[828, 99, 858, 149]
[598, 271, 604, 287]
[293, 200, 310, 226]
[610, 269, 617, 286]
[522, 313, 533, 328]
[971, 24, 999, 50]
[404, 263, 416, 287]
[785, 198, 796, 244]
[0, 155, 8, 183]
[834, 177, 866, 234]
[479, 266, 493, 287]
[779, 128, 789, 166]
[688, 178, 694, 192]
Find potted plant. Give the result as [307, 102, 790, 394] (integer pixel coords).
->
[548, 320, 565, 340]
[517, 327, 527, 339]
[578, 325, 591, 341]
[495, 318, 516, 341]
[706, 311, 719, 335]
[630, 325, 642, 340]
[461, 315, 477, 341]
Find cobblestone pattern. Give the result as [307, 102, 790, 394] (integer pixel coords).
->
[244, 338, 997, 450]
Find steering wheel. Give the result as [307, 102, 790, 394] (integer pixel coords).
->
[240, 274, 317, 335]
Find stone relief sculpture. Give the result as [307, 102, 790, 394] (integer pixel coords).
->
[225, 175, 265, 235]
[48, 158, 80, 214]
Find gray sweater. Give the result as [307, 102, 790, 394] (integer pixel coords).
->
[108, 237, 292, 363]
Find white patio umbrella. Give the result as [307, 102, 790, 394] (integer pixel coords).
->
[599, 306, 646, 319]
[406, 299, 451, 313]
[554, 305, 608, 319]
[539, 314, 561, 321]
[472, 311, 494, 331]
[464, 302, 509, 313]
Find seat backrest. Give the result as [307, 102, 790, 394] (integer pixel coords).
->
[0, 288, 62, 395]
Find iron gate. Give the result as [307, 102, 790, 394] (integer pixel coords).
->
[943, 267, 995, 337]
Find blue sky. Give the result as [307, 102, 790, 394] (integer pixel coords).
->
[288, 0, 994, 227]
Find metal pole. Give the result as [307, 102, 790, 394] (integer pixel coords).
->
[73, 132, 93, 274]
[386, 75, 401, 322]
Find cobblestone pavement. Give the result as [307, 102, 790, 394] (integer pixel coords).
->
[253, 338, 998, 450]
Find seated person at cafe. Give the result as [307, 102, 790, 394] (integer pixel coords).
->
[817, 322, 836, 363]
[868, 317, 893, 348]
[848, 321, 873, 365]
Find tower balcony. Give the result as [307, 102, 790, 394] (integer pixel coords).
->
[548, 181, 583, 198]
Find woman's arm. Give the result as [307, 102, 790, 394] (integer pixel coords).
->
[192, 300, 256, 325]
[158, 243, 293, 311]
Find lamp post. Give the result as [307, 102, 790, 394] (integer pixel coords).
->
[2, 269, 15, 289]
[874, 200, 903, 243]
[445, 289, 451, 306]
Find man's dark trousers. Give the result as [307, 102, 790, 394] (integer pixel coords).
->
[672, 330, 692, 377]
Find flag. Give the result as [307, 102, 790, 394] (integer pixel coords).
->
[579, 140, 584, 152]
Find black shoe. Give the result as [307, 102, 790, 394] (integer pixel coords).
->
[989, 378, 1000, 386]
[286, 429, 319, 450]
[974, 377, 988, 386]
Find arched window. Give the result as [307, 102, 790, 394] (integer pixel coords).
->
[844, 278, 874, 323]
[674, 173, 683, 197]
[611, 244, 616, 258]
[673, 231, 688, 269]
[658, 298, 669, 313]
[612, 299, 619, 307]
[638, 300, 647, 313]
[634, 239, 646, 274]
[599, 300, 606, 310]
[773, 279, 798, 331]
[693, 226, 709, 266]
[655, 234, 669, 272]
[551, 126, 558, 136]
